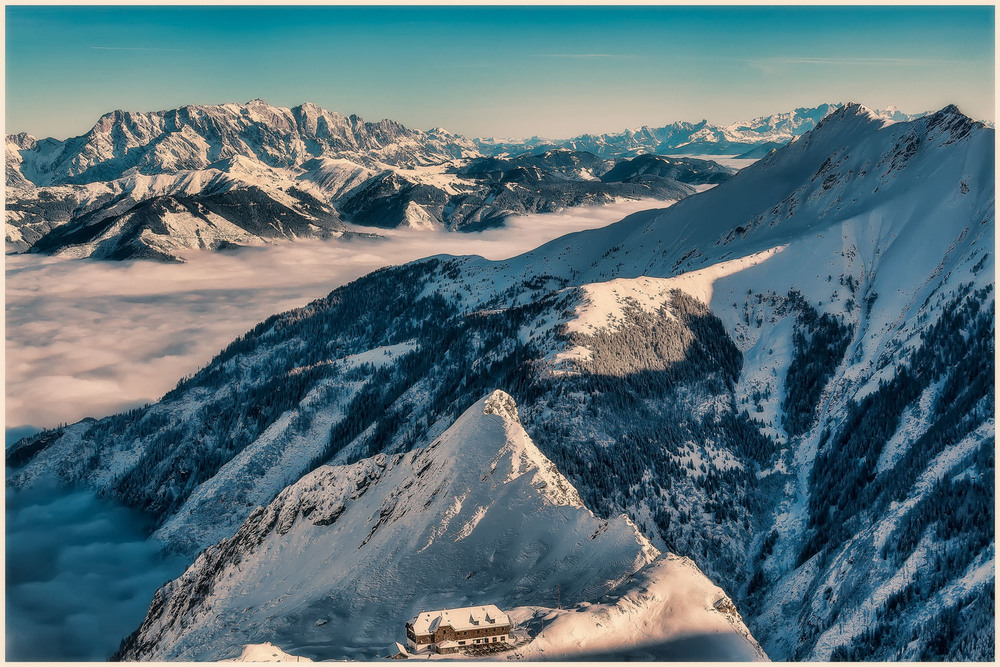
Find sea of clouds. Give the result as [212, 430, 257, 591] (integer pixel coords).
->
[5, 476, 189, 660]
[5, 199, 669, 431]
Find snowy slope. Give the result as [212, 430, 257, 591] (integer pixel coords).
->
[5, 154, 354, 257]
[222, 642, 313, 662]
[505, 554, 765, 661]
[115, 391, 663, 660]
[446, 104, 995, 659]
[221, 553, 768, 663]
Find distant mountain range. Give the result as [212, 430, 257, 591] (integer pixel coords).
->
[5, 100, 737, 261]
[474, 103, 927, 157]
[5, 100, 922, 262]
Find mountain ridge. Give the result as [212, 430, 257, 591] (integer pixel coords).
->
[13, 99, 477, 187]
[113, 390, 752, 661]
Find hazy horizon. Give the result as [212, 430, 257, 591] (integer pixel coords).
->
[6, 5, 994, 140]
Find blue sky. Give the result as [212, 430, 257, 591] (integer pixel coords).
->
[5, 5, 994, 140]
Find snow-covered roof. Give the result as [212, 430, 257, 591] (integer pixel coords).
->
[408, 605, 510, 634]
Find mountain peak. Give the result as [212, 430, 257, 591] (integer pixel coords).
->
[807, 101, 885, 135]
[932, 103, 966, 119]
[483, 389, 519, 422]
[839, 101, 875, 116]
[924, 103, 982, 144]
[296, 101, 323, 113]
[10, 99, 479, 188]
[7, 132, 37, 150]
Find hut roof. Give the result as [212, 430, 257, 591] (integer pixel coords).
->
[408, 605, 510, 635]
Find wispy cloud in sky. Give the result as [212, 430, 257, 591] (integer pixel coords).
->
[534, 53, 636, 59]
[90, 45, 253, 55]
[90, 46, 181, 51]
[751, 56, 962, 67]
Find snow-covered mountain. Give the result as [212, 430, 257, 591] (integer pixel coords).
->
[12, 100, 475, 187]
[332, 149, 721, 234]
[6, 100, 735, 260]
[112, 391, 760, 661]
[5, 150, 726, 261]
[13, 157, 355, 262]
[477, 103, 927, 157]
[9, 103, 993, 660]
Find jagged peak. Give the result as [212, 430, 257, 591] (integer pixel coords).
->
[838, 101, 876, 116]
[930, 103, 968, 121]
[923, 103, 985, 143]
[121, 387, 660, 660]
[807, 101, 885, 135]
[483, 389, 519, 422]
[6, 132, 37, 149]
[88, 109, 130, 134]
[792, 102, 837, 114]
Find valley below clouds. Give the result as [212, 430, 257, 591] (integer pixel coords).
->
[5, 477, 188, 660]
[6, 199, 664, 431]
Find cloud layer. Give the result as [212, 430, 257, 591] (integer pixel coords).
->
[6, 200, 666, 429]
[5, 478, 188, 660]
